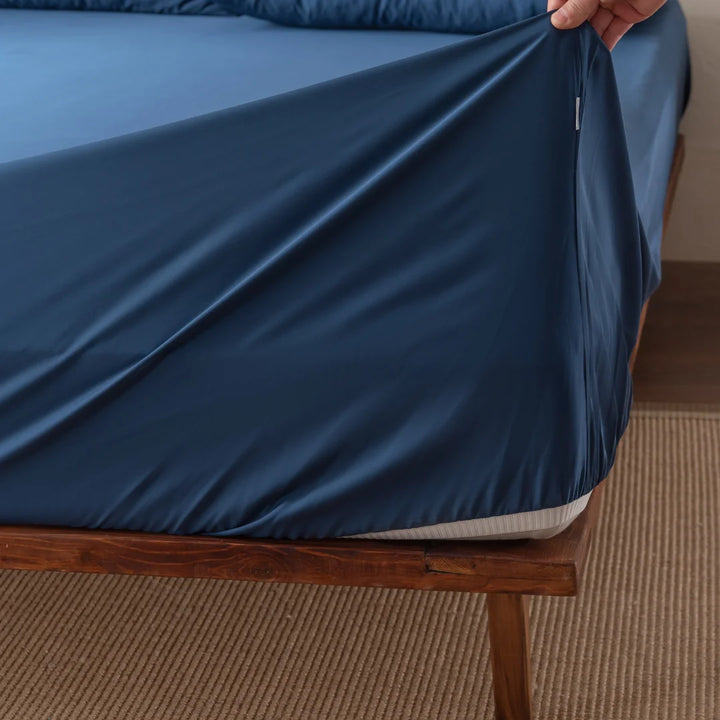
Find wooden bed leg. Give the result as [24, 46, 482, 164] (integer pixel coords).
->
[486, 593, 532, 720]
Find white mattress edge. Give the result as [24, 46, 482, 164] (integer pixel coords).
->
[346, 491, 593, 541]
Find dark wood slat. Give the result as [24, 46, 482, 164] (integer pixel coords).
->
[0, 527, 430, 590]
[628, 300, 648, 373]
[0, 485, 603, 596]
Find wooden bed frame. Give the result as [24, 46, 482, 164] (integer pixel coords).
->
[0, 137, 685, 720]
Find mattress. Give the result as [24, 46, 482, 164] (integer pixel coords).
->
[0, 5, 689, 539]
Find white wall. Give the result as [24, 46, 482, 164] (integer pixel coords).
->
[662, 0, 720, 261]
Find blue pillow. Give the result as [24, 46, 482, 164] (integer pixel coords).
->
[214, 0, 548, 33]
[0, 0, 226, 13]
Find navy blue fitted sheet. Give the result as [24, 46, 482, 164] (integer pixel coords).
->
[0, 5, 689, 537]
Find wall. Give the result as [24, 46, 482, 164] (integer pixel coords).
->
[662, 0, 720, 261]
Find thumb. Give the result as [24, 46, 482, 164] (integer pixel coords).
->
[551, 0, 599, 28]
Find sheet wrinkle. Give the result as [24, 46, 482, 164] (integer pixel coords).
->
[0, 213, 251, 404]
[92, 466, 165, 528]
[214, 382, 476, 537]
[572, 47, 591, 505]
[167, 453, 251, 534]
[226, 27, 554, 344]
[210, 388, 386, 533]
[246, 219, 480, 344]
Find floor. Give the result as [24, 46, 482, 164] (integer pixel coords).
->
[634, 261, 720, 403]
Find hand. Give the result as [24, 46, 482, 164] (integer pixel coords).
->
[548, 0, 667, 50]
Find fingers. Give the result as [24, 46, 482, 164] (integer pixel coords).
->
[552, 0, 633, 50]
[551, 0, 599, 29]
[547, 0, 565, 12]
[589, 6, 614, 36]
[602, 15, 633, 48]
[611, 0, 655, 23]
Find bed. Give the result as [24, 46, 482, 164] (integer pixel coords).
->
[0, 2, 689, 540]
[0, 3, 689, 717]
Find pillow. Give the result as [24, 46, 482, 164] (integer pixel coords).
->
[213, 0, 548, 33]
[0, 0, 226, 13]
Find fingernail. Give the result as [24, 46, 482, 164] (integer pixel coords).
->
[552, 8, 569, 27]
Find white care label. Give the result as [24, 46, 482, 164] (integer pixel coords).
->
[576, 96, 581, 131]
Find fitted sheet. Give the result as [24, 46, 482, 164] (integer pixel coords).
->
[0, 6, 689, 538]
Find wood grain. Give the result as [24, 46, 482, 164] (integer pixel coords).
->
[487, 593, 532, 720]
[0, 490, 601, 596]
[425, 483, 603, 596]
[628, 301, 648, 374]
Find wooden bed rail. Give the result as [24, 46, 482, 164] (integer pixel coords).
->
[0, 484, 602, 597]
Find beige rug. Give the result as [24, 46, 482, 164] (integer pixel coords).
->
[1, 405, 718, 719]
